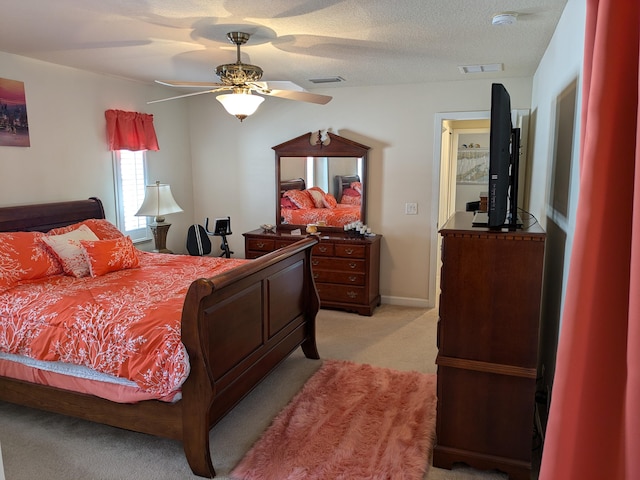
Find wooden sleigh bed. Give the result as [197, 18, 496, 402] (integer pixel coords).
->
[0, 197, 320, 478]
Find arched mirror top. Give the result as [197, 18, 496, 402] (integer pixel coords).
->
[274, 131, 370, 231]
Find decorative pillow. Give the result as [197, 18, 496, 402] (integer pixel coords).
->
[48, 218, 124, 240]
[283, 189, 315, 209]
[281, 197, 298, 209]
[80, 236, 140, 277]
[322, 193, 338, 209]
[0, 232, 63, 292]
[306, 188, 325, 208]
[81, 219, 125, 240]
[41, 224, 100, 277]
[340, 188, 362, 205]
[350, 181, 363, 195]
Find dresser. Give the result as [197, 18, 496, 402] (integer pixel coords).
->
[243, 229, 381, 316]
[433, 212, 545, 480]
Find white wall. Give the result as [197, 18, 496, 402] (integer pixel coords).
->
[186, 78, 532, 306]
[0, 51, 193, 253]
[528, 0, 586, 397]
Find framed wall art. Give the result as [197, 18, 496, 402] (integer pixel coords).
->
[0, 77, 30, 147]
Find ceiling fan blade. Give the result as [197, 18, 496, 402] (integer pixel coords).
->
[251, 81, 305, 92]
[147, 88, 228, 104]
[155, 80, 224, 88]
[263, 89, 332, 105]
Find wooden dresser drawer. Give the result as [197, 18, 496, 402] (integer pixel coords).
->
[313, 270, 365, 286]
[313, 243, 335, 256]
[246, 238, 275, 252]
[316, 283, 366, 304]
[311, 257, 365, 273]
[335, 244, 366, 258]
[244, 229, 381, 316]
[275, 238, 298, 249]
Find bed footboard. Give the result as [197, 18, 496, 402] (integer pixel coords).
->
[180, 236, 320, 477]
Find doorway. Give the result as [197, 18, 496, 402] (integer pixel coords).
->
[429, 110, 530, 307]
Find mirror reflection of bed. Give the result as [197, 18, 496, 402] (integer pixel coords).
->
[280, 174, 362, 227]
[274, 132, 370, 231]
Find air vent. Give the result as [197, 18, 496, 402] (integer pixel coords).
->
[309, 76, 345, 84]
[458, 63, 503, 74]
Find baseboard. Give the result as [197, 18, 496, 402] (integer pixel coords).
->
[381, 295, 432, 308]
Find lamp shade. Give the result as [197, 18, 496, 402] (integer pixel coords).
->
[135, 181, 183, 223]
[216, 92, 264, 121]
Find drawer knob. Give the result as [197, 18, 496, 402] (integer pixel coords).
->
[313, 273, 319, 279]
[349, 262, 357, 269]
[345, 248, 354, 255]
[257, 242, 265, 248]
[349, 276, 357, 282]
[319, 246, 327, 253]
[312, 260, 319, 266]
[347, 291, 357, 298]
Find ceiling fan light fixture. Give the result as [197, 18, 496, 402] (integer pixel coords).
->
[216, 91, 264, 122]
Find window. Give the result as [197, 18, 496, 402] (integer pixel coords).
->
[113, 150, 150, 243]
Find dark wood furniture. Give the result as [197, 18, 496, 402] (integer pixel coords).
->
[274, 131, 370, 230]
[244, 229, 381, 316]
[0, 197, 321, 479]
[433, 212, 545, 480]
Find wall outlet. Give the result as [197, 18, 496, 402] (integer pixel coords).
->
[405, 202, 418, 215]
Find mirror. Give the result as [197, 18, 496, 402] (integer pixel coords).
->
[273, 131, 370, 231]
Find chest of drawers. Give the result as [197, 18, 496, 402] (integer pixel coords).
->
[243, 229, 381, 315]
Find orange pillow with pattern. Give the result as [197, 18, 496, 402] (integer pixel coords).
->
[48, 218, 124, 240]
[283, 189, 315, 209]
[322, 193, 338, 209]
[350, 181, 363, 195]
[80, 236, 140, 277]
[0, 231, 63, 292]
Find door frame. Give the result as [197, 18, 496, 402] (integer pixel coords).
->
[429, 109, 529, 307]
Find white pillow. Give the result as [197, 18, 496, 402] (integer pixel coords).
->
[42, 224, 99, 278]
[307, 189, 325, 208]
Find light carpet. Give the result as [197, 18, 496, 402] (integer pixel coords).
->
[231, 359, 437, 480]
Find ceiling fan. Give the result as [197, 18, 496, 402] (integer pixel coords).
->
[148, 31, 333, 121]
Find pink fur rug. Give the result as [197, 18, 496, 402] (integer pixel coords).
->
[231, 360, 437, 480]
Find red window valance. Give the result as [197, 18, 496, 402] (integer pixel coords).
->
[105, 109, 159, 151]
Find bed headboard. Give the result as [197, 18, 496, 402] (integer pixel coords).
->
[280, 178, 306, 196]
[334, 174, 361, 203]
[0, 197, 106, 232]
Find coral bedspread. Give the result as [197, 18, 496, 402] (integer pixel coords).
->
[281, 204, 360, 227]
[0, 252, 247, 401]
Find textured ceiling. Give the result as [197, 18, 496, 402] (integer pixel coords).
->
[0, 0, 569, 91]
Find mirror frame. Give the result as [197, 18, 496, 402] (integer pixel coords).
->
[273, 131, 370, 231]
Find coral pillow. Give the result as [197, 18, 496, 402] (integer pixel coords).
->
[48, 218, 124, 240]
[307, 188, 325, 208]
[322, 193, 338, 209]
[41, 224, 100, 277]
[283, 189, 315, 209]
[350, 181, 363, 194]
[0, 232, 63, 292]
[80, 236, 140, 277]
[340, 188, 362, 206]
[281, 197, 298, 209]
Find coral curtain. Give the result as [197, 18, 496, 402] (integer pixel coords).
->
[105, 109, 159, 151]
[539, 0, 640, 479]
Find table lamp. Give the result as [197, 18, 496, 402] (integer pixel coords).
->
[135, 181, 183, 253]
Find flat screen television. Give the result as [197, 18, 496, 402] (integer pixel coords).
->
[486, 83, 521, 229]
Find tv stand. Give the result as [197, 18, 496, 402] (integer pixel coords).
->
[434, 212, 545, 480]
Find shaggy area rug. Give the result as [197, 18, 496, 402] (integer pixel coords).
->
[231, 359, 437, 480]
